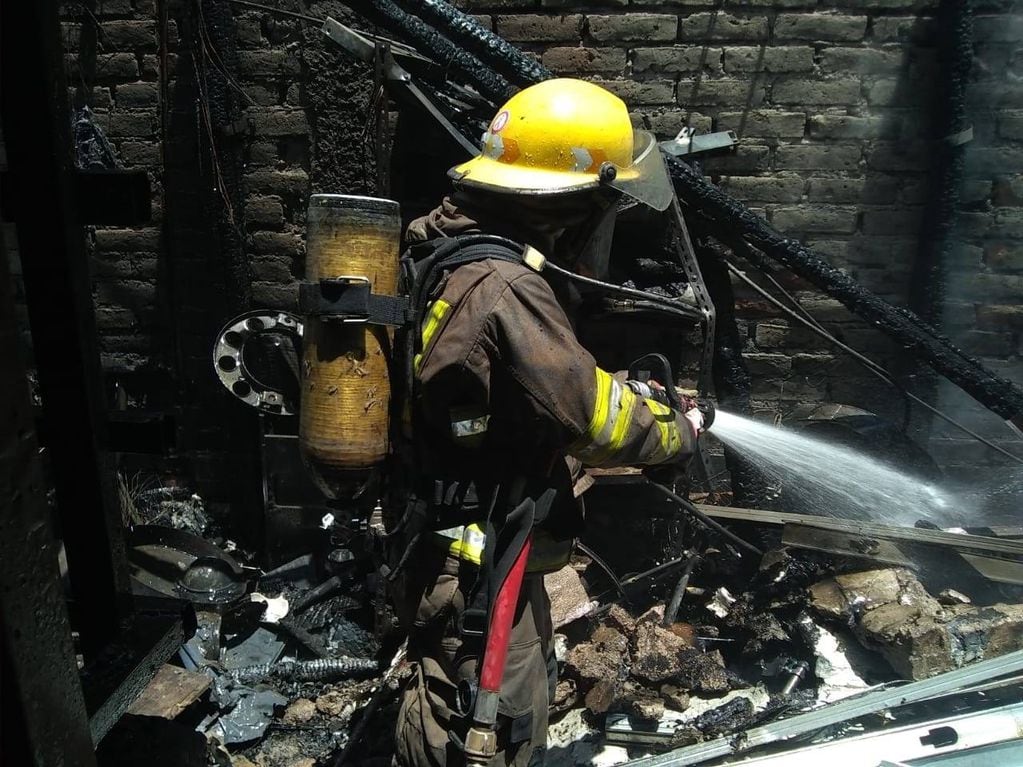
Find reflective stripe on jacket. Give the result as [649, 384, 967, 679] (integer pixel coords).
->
[414, 257, 698, 469]
[432, 523, 574, 573]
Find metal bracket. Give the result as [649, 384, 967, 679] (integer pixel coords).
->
[668, 196, 717, 492]
[297, 277, 412, 325]
[321, 16, 478, 157]
[213, 311, 303, 416]
[660, 128, 738, 158]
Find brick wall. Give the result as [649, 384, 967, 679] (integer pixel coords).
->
[55, 0, 1023, 496]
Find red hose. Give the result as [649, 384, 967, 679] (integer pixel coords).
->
[478, 535, 532, 693]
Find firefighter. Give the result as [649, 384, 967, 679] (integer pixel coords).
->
[392, 78, 707, 767]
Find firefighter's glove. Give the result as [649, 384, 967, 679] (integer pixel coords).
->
[680, 395, 714, 438]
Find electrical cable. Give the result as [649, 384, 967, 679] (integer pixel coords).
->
[220, 0, 322, 23]
[646, 481, 764, 558]
[760, 268, 828, 334]
[193, 23, 239, 229]
[216, 0, 434, 64]
[543, 260, 703, 321]
[725, 260, 1023, 466]
[590, 553, 690, 605]
[575, 541, 625, 598]
[196, 2, 256, 105]
[619, 555, 690, 588]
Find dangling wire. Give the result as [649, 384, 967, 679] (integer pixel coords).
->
[724, 258, 1023, 466]
[192, 0, 240, 230]
[196, 1, 256, 106]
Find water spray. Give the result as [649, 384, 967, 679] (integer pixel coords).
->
[708, 410, 957, 527]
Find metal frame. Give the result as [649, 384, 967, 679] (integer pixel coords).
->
[321, 17, 478, 157]
[704, 701, 1023, 766]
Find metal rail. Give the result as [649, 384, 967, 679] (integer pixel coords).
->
[626, 649, 1023, 767]
[694, 504, 1023, 557]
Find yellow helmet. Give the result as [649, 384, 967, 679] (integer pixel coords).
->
[449, 78, 673, 212]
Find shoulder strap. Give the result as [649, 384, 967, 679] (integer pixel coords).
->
[403, 234, 527, 325]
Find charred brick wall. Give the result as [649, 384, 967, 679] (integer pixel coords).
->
[54, 0, 1023, 495]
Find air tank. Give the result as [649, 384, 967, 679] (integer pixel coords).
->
[300, 194, 400, 498]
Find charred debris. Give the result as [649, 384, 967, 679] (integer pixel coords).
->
[113, 480, 1023, 766]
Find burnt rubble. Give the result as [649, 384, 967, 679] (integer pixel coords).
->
[809, 567, 1023, 680]
[542, 539, 1023, 763]
[114, 484, 405, 766]
[106, 471, 1023, 767]
[90, 7, 1023, 765]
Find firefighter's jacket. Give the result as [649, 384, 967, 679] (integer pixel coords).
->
[406, 198, 698, 570]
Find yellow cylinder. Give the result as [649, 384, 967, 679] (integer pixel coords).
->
[300, 194, 400, 498]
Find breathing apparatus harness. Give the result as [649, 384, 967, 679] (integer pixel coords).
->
[305, 230, 709, 763]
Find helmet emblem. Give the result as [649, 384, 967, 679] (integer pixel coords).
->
[490, 110, 510, 133]
[484, 132, 520, 164]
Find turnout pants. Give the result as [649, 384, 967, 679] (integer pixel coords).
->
[394, 545, 555, 767]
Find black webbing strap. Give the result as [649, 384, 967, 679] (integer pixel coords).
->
[298, 278, 412, 326]
[407, 234, 527, 327]
[458, 479, 555, 640]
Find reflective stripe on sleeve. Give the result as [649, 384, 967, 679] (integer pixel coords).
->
[571, 368, 638, 465]
[645, 398, 683, 462]
[414, 299, 452, 375]
[433, 523, 485, 565]
[433, 524, 572, 573]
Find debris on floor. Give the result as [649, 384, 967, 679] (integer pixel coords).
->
[809, 566, 1023, 678]
[109, 473, 1023, 767]
[547, 565, 599, 629]
[126, 664, 211, 720]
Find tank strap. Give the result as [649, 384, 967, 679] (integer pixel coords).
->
[298, 277, 412, 326]
[298, 235, 530, 327]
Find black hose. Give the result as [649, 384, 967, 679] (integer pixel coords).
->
[619, 555, 690, 588]
[394, 0, 553, 87]
[645, 481, 763, 558]
[544, 259, 703, 320]
[343, 0, 515, 105]
[662, 551, 700, 626]
[576, 541, 625, 597]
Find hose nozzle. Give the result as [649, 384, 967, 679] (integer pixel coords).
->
[680, 394, 715, 435]
[697, 397, 716, 432]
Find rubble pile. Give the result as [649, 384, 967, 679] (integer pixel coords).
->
[115, 481, 1023, 766]
[113, 483, 405, 767]
[545, 546, 1023, 761]
[809, 567, 1023, 679]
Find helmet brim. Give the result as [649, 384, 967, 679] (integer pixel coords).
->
[449, 155, 601, 196]
[449, 130, 674, 212]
